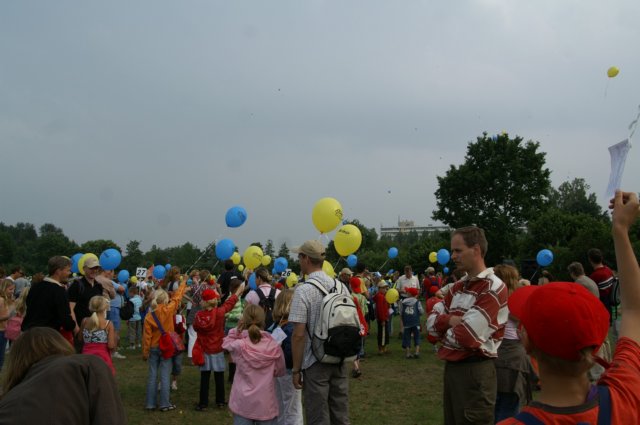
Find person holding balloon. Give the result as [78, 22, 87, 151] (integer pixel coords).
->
[374, 280, 392, 355]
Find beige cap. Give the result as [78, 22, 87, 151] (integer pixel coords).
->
[84, 257, 100, 270]
[377, 281, 389, 288]
[291, 240, 326, 260]
[339, 268, 353, 276]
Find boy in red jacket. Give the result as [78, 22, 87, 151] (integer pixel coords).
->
[193, 283, 244, 411]
[374, 280, 391, 354]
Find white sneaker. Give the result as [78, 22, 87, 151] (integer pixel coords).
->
[112, 352, 126, 359]
[171, 381, 178, 391]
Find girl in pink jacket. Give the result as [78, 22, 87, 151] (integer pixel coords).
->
[222, 304, 285, 424]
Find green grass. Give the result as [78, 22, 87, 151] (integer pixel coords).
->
[115, 315, 445, 425]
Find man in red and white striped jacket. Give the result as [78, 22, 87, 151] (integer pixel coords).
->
[427, 226, 508, 425]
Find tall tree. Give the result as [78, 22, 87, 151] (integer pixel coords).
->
[121, 240, 144, 272]
[547, 178, 606, 220]
[277, 242, 290, 259]
[264, 239, 275, 257]
[433, 132, 551, 264]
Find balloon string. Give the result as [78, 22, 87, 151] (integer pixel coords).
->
[628, 104, 640, 141]
[378, 259, 389, 272]
[185, 232, 224, 274]
[333, 257, 343, 269]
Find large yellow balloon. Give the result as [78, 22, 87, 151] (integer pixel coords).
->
[231, 252, 241, 265]
[286, 272, 298, 288]
[429, 251, 437, 263]
[261, 255, 272, 266]
[312, 197, 343, 234]
[385, 288, 399, 304]
[607, 66, 619, 78]
[334, 224, 362, 256]
[322, 261, 336, 278]
[243, 246, 264, 270]
[78, 253, 98, 276]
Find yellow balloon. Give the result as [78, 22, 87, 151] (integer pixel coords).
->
[312, 197, 343, 234]
[429, 252, 437, 263]
[130, 276, 138, 284]
[322, 260, 336, 278]
[243, 246, 264, 270]
[77, 253, 98, 276]
[333, 224, 362, 256]
[238, 264, 245, 272]
[261, 255, 272, 266]
[385, 288, 399, 304]
[231, 252, 241, 265]
[607, 66, 619, 78]
[286, 272, 298, 288]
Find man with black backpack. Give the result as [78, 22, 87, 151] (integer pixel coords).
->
[245, 267, 280, 330]
[290, 240, 358, 425]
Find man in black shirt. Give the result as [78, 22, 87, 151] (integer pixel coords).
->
[67, 257, 113, 330]
[22, 256, 77, 335]
[218, 259, 241, 302]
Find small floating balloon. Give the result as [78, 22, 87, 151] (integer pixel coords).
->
[385, 288, 399, 304]
[388, 247, 399, 259]
[225, 206, 248, 228]
[99, 248, 122, 271]
[443, 267, 450, 274]
[437, 249, 450, 265]
[231, 251, 241, 265]
[286, 272, 298, 288]
[238, 264, 245, 272]
[334, 224, 362, 256]
[117, 270, 130, 283]
[215, 239, 236, 261]
[274, 257, 288, 273]
[261, 255, 272, 267]
[165, 263, 171, 271]
[153, 265, 167, 280]
[312, 197, 343, 234]
[607, 66, 619, 78]
[536, 249, 554, 267]
[428, 251, 437, 263]
[347, 254, 358, 268]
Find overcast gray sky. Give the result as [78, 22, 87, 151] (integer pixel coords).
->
[2, 1, 639, 254]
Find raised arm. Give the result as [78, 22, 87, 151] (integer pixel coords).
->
[611, 191, 640, 343]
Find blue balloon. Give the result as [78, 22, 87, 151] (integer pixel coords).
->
[274, 257, 288, 274]
[153, 265, 167, 280]
[99, 248, 122, 271]
[215, 239, 236, 261]
[187, 278, 193, 286]
[536, 249, 554, 267]
[225, 206, 248, 228]
[165, 263, 172, 271]
[248, 273, 257, 290]
[347, 254, 358, 268]
[117, 270, 130, 283]
[71, 253, 83, 274]
[388, 247, 399, 259]
[388, 269, 394, 275]
[437, 249, 450, 265]
[443, 267, 450, 274]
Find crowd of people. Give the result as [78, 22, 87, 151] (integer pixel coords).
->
[0, 190, 638, 424]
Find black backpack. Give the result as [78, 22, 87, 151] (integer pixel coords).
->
[120, 300, 134, 320]
[256, 288, 277, 329]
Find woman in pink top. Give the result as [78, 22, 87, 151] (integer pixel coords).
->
[222, 304, 285, 424]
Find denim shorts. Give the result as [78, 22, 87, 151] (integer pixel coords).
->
[402, 326, 421, 348]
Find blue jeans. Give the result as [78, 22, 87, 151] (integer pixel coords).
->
[0, 331, 6, 371]
[145, 348, 172, 409]
[109, 307, 121, 332]
[233, 414, 278, 425]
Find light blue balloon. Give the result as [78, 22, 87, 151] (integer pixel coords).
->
[71, 253, 83, 274]
[117, 270, 130, 283]
[536, 249, 554, 267]
[347, 254, 358, 268]
[215, 239, 236, 261]
[443, 267, 450, 274]
[153, 265, 167, 280]
[388, 247, 398, 259]
[274, 257, 288, 273]
[249, 273, 257, 290]
[165, 263, 172, 271]
[187, 278, 193, 286]
[99, 248, 122, 271]
[225, 206, 248, 228]
[437, 249, 450, 265]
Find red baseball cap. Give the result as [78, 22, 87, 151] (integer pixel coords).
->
[405, 287, 419, 297]
[202, 289, 220, 301]
[508, 282, 609, 361]
[349, 277, 362, 294]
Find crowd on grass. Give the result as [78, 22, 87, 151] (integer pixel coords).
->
[0, 191, 638, 425]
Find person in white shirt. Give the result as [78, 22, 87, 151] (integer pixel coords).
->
[395, 265, 419, 334]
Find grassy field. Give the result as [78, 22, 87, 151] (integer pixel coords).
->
[116, 315, 445, 425]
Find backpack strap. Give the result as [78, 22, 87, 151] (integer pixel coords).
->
[150, 311, 166, 335]
[268, 287, 277, 302]
[306, 278, 329, 297]
[597, 385, 611, 425]
[512, 411, 545, 425]
[256, 288, 267, 303]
